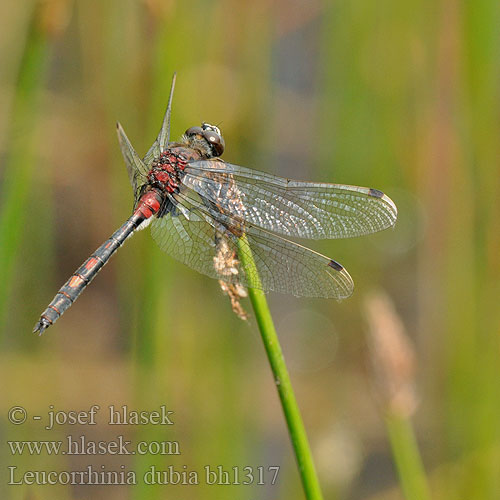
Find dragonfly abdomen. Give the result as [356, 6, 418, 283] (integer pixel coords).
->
[33, 190, 164, 335]
[33, 218, 137, 334]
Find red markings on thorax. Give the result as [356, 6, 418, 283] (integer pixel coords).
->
[147, 148, 195, 194]
[136, 147, 201, 220]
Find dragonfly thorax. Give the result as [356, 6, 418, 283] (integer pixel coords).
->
[148, 149, 188, 194]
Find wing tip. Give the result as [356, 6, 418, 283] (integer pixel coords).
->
[368, 188, 398, 226]
[368, 188, 385, 199]
[326, 260, 354, 300]
[328, 259, 343, 271]
[116, 121, 125, 139]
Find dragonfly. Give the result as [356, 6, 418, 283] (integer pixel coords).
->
[33, 74, 397, 334]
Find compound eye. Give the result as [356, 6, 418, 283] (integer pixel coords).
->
[185, 126, 203, 137]
[202, 130, 225, 156]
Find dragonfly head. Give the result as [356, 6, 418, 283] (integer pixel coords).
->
[184, 123, 225, 158]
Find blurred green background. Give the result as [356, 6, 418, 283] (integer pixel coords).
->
[1, 0, 499, 499]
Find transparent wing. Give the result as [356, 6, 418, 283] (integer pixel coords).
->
[150, 201, 242, 287]
[143, 74, 177, 166]
[116, 122, 148, 198]
[182, 159, 397, 240]
[150, 192, 353, 299]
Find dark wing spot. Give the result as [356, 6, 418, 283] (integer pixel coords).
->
[328, 260, 343, 271]
[369, 188, 384, 198]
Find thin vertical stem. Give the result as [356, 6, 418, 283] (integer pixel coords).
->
[386, 413, 431, 500]
[0, 2, 60, 333]
[238, 235, 324, 500]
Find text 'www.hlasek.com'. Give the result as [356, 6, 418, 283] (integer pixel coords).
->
[6, 404, 280, 486]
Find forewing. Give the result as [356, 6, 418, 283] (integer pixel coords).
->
[143, 74, 177, 166]
[150, 192, 353, 299]
[116, 122, 148, 197]
[182, 160, 397, 240]
[143, 144, 159, 172]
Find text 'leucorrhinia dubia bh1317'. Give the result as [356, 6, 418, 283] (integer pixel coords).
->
[34, 74, 397, 334]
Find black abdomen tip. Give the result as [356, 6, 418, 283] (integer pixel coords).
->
[33, 317, 52, 336]
[328, 259, 343, 271]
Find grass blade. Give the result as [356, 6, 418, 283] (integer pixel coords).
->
[238, 234, 324, 500]
[386, 413, 431, 500]
[364, 291, 431, 500]
[0, 1, 65, 335]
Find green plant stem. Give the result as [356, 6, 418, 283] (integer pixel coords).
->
[237, 235, 324, 500]
[0, 4, 53, 332]
[385, 412, 431, 500]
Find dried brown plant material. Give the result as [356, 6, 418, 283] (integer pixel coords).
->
[38, 0, 71, 37]
[143, 0, 174, 18]
[213, 237, 239, 277]
[218, 280, 249, 320]
[364, 290, 418, 417]
[214, 236, 248, 320]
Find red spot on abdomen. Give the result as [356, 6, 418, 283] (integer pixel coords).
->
[68, 276, 84, 288]
[134, 190, 162, 219]
[85, 257, 98, 270]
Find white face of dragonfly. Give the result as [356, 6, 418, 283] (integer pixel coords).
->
[183, 123, 225, 159]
